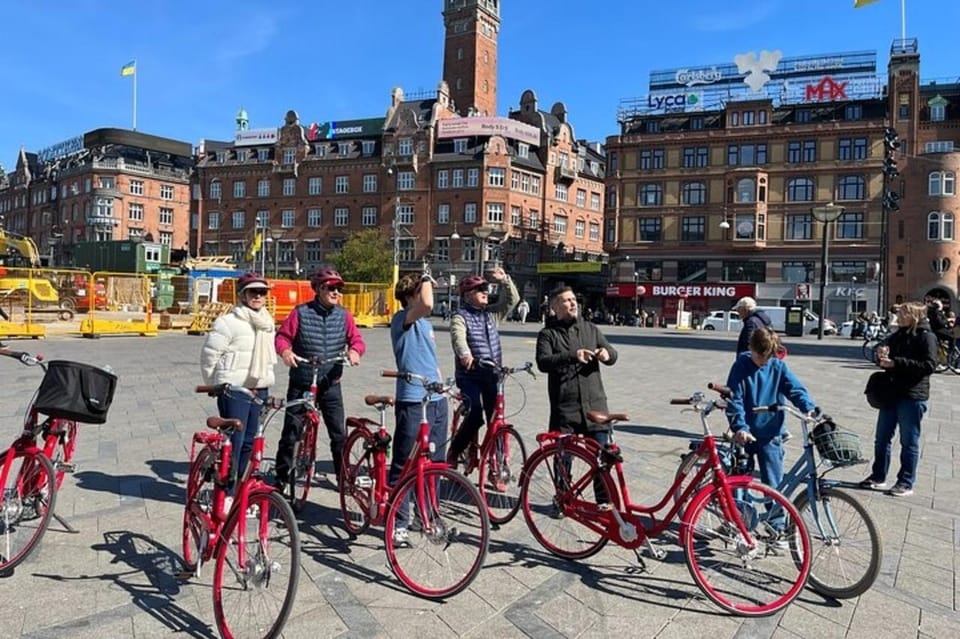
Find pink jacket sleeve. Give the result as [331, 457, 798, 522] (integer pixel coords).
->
[344, 311, 366, 356]
[275, 308, 299, 354]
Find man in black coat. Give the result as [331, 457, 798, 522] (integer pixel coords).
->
[735, 296, 772, 355]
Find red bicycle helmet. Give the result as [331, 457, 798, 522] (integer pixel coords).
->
[458, 275, 487, 295]
[310, 267, 344, 288]
[236, 272, 271, 294]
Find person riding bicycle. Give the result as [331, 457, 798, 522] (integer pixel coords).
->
[724, 327, 817, 504]
[447, 266, 519, 469]
[390, 270, 448, 545]
[274, 267, 365, 488]
[200, 273, 277, 491]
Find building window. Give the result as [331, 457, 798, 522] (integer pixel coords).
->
[305, 243, 323, 263]
[782, 261, 815, 283]
[678, 260, 706, 282]
[232, 211, 245, 229]
[314, 144, 327, 158]
[555, 183, 568, 201]
[730, 112, 740, 126]
[281, 209, 295, 228]
[646, 120, 660, 133]
[928, 211, 955, 240]
[528, 210, 540, 229]
[510, 205, 521, 225]
[733, 213, 756, 240]
[282, 148, 296, 165]
[734, 178, 756, 203]
[362, 140, 375, 156]
[681, 216, 705, 242]
[398, 138, 414, 156]
[690, 117, 704, 130]
[257, 148, 270, 161]
[438, 203, 450, 224]
[590, 192, 601, 210]
[256, 210, 269, 228]
[722, 261, 765, 282]
[640, 183, 663, 206]
[836, 211, 864, 239]
[398, 238, 415, 262]
[929, 171, 956, 196]
[786, 177, 814, 202]
[589, 222, 600, 241]
[129, 202, 144, 221]
[802, 140, 817, 163]
[452, 169, 464, 187]
[898, 93, 910, 120]
[334, 207, 349, 226]
[467, 168, 479, 187]
[159, 207, 173, 226]
[361, 206, 377, 226]
[785, 213, 812, 240]
[158, 231, 172, 246]
[334, 176, 349, 194]
[396, 203, 414, 225]
[728, 143, 767, 166]
[435, 237, 450, 262]
[362, 174, 377, 193]
[437, 170, 449, 189]
[235, 149, 246, 162]
[639, 148, 664, 170]
[282, 178, 296, 196]
[131, 180, 144, 196]
[681, 182, 706, 205]
[257, 179, 270, 197]
[208, 212, 220, 230]
[836, 175, 865, 201]
[845, 104, 863, 120]
[517, 143, 529, 159]
[576, 189, 586, 207]
[511, 171, 520, 190]
[930, 103, 946, 122]
[307, 208, 321, 227]
[308, 176, 322, 195]
[488, 168, 505, 187]
[233, 181, 246, 198]
[553, 215, 568, 234]
[831, 261, 867, 283]
[128, 228, 144, 240]
[338, 142, 351, 156]
[638, 217, 661, 242]
[486, 202, 504, 223]
[397, 171, 415, 190]
[160, 184, 175, 200]
[574, 219, 585, 238]
[838, 137, 868, 161]
[520, 174, 531, 193]
[464, 203, 477, 223]
[454, 139, 468, 153]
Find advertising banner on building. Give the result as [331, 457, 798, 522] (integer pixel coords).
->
[606, 282, 756, 298]
[234, 128, 279, 146]
[437, 117, 540, 146]
[37, 136, 84, 162]
[306, 118, 385, 141]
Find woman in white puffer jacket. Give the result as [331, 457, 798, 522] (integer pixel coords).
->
[200, 273, 277, 489]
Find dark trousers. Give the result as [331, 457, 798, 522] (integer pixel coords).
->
[217, 388, 267, 493]
[275, 381, 345, 484]
[390, 400, 448, 529]
[552, 428, 611, 505]
[449, 373, 496, 463]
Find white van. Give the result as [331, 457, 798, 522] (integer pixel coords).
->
[756, 306, 837, 335]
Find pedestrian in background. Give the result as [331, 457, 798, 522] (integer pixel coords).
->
[200, 273, 277, 491]
[517, 299, 530, 324]
[734, 296, 772, 355]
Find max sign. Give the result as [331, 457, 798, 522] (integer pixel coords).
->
[805, 76, 848, 101]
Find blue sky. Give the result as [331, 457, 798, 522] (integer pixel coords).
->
[2, 0, 958, 169]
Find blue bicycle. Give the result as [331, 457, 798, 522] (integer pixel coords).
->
[675, 385, 882, 599]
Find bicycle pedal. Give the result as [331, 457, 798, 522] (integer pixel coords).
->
[56, 462, 77, 474]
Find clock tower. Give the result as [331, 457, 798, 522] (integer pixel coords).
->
[441, 0, 500, 116]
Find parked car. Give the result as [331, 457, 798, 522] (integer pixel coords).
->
[701, 307, 837, 335]
[702, 310, 742, 331]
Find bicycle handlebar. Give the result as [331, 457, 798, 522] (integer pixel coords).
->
[0, 348, 44, 367]
[477, 359, 536, 378]
[380, 370, 454, 395]
[292, 353, 352, 367]
[195, 383, 265, 405]
[708, 382, 732, 398]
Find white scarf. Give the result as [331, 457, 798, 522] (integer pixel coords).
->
[234, 305, 276, 387]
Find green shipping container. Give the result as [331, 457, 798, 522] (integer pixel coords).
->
[72, 240, 170, 274]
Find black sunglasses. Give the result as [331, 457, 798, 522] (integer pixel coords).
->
[245, 289, 269, 297]
[321, 285, 344, 293]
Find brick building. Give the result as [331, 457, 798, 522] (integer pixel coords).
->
[604, 42, 959, 325]
[191, 0, 606, 310]
[0, 128, 193, 266]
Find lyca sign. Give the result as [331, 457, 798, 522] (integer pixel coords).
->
[647, 92, 701, 112]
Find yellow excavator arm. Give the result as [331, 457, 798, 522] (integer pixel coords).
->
[0, 229, 41, 267]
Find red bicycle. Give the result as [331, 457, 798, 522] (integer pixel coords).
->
[519, 391, 812, 616]
[183, 384, 300, 639]
[0, 348, 114, 574]
[449, 359, 533, 525]
[338, 370, 490, 599]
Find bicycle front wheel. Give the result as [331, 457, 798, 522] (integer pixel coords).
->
[0, 450, 57, 573]
[339, 428, 374, 535]
[683, 479, 811, 616]
[213, 489, 300, 639]
[478, 427, 526, 525]
[385, 467, 489, 599]
[520, 443, 613, 560]
[289, 414, 318, 512]
[794, 486, 881, 599]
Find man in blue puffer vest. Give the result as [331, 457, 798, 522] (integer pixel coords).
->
[448, 266, 519, 468]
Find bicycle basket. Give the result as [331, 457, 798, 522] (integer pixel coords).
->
[32, 360, 118, 424]
[811, 422, 861, 464]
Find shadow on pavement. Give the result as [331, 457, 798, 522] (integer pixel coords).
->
[31, 530, 217, 638]
[146, 459, 191, 485]
[74, 470, 184, 505]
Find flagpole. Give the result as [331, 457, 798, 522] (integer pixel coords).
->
[900, 0, 906, 41]
[133, 59, 138, 131]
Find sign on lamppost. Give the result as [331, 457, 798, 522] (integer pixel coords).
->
[811, 203, 845, 340]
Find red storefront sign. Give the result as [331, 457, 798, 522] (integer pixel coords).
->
[605, 282, 756, 299]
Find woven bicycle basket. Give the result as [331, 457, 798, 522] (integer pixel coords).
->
[33, 360, 118, 424]
[811, 427, 862, 464]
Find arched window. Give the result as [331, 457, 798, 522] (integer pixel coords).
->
[736, 178, 755, 203]
[928, 211, 955, 240]
[929, 171, 956, 196]
[786, 177, 814, 202]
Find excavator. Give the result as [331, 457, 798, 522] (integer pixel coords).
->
[0, 229, 70, 318]
[0, 228, 41, 267]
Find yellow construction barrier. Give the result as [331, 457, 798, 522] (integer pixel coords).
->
[80, 271, 157, 338]
[187, 302, 234, 335]
[344, 282, 394, 328]
[0, 266, 64, 339]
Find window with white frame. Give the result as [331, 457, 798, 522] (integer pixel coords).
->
[929, 171, 956, 196]
[305, 242, 323, 263]
[314, 144, 327, 157]
[438, 203, 450, 224]
[521, 174, 530, 193]
[339, 141, 351, 156]
[335, 176, 349, 193]
[435, 237, 450, 261]
[257, 148, 270, 161]
[208, 211, 220, 229]
[467, 168, 479, 187]
[131, 179, 144, 196]
[575, 219, 585, 238]
[488, 168, 505, 187]
[362, 140, 375, 156]
[257, 179, 270, 197]
[279, 240, 295, 264]
[282, 178, 296, 196]
[452, 169, 464, 188]
[160, 184, 175, 200]
[127, 202, 143, 221]
[232, 210, 245, 228]
[511, 171, 520, 190]
[229, 242, 244, 263]
[256, 210, 269, 227]
[553, 215, 568, 234]
[306, 176, 321, 195]
[362, 206, 377, 226]
[362, 174, 377, 193]
[281, 209, 295, 228]
[397, 171, 415, 190]
[307, 208, 322, 227]
[464, 202, 477, 223]
[454, 139, 468, 153]
[517, 143, 529, 159]
[462, 238, 477, 262]
[576, 189, 586, 207]
[529, 209, 540, 229]
[924, 141, 955, 153]
[282, 148, 296, 164]
[159, 231, 173, 246]
[233, 180, 246, 198]
[511, 205, 521, 225]
[531, 175, 541, 194]
[589, 221, 600, 241]
[486, 202, 504, 223]
[398, 238, 415, 262]
[236, 149, 247, 161]
[334, 207, 349, 226]
[928, 211, 955, 240]
[398, 138, 414, 156]
[159, 207, 173, 225]
[396, 203, 415, 225]
[128, 227, 144, 240]
[555, 183, 568, 201]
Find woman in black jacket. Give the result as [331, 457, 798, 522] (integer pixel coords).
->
[860, 302, 937, 497]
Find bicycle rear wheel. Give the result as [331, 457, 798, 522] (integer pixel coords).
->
[51, 419, 78, 490]
[385, 467, 489, 599]
[339, 428, 374, 535]
[182, 446, 217, 573]
[288, 412, 319, 512]
[520, 443, 613, 560]
[683, 479, 811, 616]
[0, 450, 57, 573]
[478, 427, 526, 525]
[861, 339, 880, 364]
[794, 486, 881, 599]
[213, 490, 299, 639]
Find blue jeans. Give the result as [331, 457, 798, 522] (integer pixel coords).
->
[743, 435, 786, 531]
[391, 399, 449, 529]
[870, 399, 927, 488]
[217, 388, 268, 493]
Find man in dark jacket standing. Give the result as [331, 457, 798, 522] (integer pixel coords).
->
[735, 296, 772, 355]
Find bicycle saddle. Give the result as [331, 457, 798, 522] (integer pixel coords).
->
[364, 395, 395, 407]
[206, 416, 244, 431]
[586, 410, 629, 425]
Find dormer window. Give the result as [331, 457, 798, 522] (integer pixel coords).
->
[929, 95, 948, 122]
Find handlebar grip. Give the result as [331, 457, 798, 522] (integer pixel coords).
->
[752, 404, 780, 413]
[195, 385, 219, 394]
[707, 382, 732, 398]
[670, 398, 691, 405]
[380, 370, 401, 378]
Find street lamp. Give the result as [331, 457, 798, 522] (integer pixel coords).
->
[270, 228, 283, 278]
[633, 271, 640, 319]
[811, 203, 845, 341]
[475, 226, 494, 276]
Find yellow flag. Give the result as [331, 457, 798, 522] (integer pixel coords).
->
[854, 0, 879, 7]
[120, 61, 136, 77]
[245, 229, 263, 262]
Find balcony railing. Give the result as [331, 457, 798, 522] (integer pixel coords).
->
[555, 165, 577, 182]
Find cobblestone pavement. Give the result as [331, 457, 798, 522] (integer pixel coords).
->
[1, 323, 958, 638]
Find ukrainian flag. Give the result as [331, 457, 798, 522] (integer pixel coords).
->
[854, 0, 879, 7]
[245, 229, 263, 262]
[120, 60, 136, 77]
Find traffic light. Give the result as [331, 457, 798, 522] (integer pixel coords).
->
[883, 190, 901, 212]
[883, 156, 899, 179]
[883, 127, 900, 152]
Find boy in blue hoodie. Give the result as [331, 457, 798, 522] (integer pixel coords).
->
[725, 327, 817, 495]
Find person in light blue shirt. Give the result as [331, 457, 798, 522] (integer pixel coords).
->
[388, 272, 448, 545]
[725, 327, 816, 493]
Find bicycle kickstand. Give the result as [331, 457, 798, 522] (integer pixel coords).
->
[52, 511, 80, 534]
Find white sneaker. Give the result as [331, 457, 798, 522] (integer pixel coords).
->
[392, 527, 410, 547]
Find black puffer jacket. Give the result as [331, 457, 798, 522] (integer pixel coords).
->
[536, 316, 618, 433]
[884, 319, 938, 400]
[736, 309, 772, 354]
